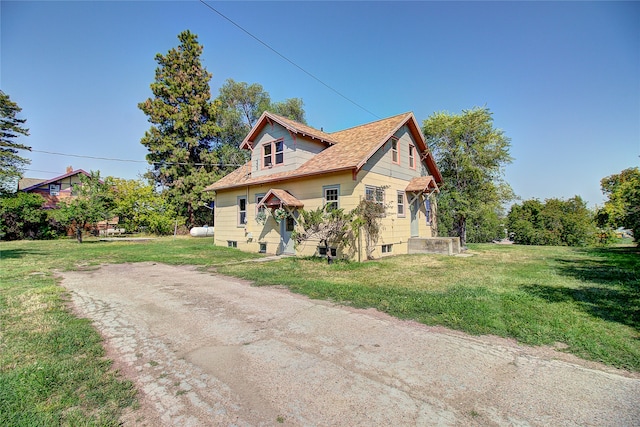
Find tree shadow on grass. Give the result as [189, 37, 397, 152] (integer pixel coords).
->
[0, 248, 45, 260]
[521, 246, 640, 331]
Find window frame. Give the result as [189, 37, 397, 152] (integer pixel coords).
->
[323, 185, 340, 211]
[391, 137, 400, 165]
[49, 184, 61, 196]
[408, 144, 416, 169]
[237, 196, 247, 227]
[365, 185, 385, 210]
[397, 191, 406, 217]
[255, 193, 266, 215]
[381, 244, 393, 254]
[262, 138, 284, 169]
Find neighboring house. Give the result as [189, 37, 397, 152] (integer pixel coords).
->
[20, 167, 92, 209]
[205, 111, 445, 260]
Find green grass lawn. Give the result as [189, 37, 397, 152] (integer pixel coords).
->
[1, 237, 639, 425]
[0, 237, 261, 426]
[217, 243, 640, 371]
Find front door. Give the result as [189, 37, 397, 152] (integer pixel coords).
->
[410, 197, 420, 237]
[281, 213, 296, 255]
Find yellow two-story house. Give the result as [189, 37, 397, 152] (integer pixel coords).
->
[205, 111, 444, 260]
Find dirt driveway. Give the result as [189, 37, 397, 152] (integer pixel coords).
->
[61, 262, 640, 426]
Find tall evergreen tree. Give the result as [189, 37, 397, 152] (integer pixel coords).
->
[0, 90, 31, 192]
[139, 30, 219, 227]
[423, 107, 513, 246]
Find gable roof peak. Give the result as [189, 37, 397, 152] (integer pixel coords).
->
[240, 111, 338, 149]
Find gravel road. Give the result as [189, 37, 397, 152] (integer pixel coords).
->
[61, 262, 640, 426]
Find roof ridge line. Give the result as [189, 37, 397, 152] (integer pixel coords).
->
[328, 112, 412, 135]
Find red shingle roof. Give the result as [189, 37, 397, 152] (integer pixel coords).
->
[406, 176, 439, 193]
[257, 189, 304, 208]
[206, 112, 442, 192]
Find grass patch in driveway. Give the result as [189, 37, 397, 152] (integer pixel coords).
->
[217, 244, 640, 371]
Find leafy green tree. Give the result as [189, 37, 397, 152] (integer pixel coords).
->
[54, 171, 113, 243]
[507, 196, 596, 246]
[0, 192, 63, 240]
[269, 97, 306, 123]
[214, 79, 306, 174]
[422, 107, 513, 246]
[597, 167, 640, 242]
[0, 90, 31, 192]
[108, 177, 179, 235]
[138, 30, 219, 227]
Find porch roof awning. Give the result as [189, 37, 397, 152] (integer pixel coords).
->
[405, 175, 440, 193]
[257, 189, 304, 209]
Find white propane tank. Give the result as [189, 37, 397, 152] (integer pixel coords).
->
[190, 226, 214, 237]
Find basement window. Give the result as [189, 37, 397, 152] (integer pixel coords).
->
[381, 244, 393, 254]
[259, 243, 267, 253]
[318, 246, 337, 257]
[227, 241, 237, 248]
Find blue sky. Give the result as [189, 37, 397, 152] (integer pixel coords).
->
[2, 1, 639, 208]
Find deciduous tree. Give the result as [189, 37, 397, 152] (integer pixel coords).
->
[108, 177, 178, 235]
[507, 196, 596, 246]
[0, 192, 63, 240]
[214, 79, 306, 174]
[597, 167, 640, 242]
[139, 30, 218, 227]
[0, 90, 31, 192]
[422, 107, 513, 245]
[55, 171, 113, 243]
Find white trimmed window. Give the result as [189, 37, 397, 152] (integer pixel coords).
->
[381, 244, 393, 253]
[49, 184, 60, 196]
[397, 191, 405, 217]
[323, 185, 339, 211]
[238, 196, 247, 226]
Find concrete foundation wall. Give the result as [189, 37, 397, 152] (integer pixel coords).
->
[408, 237, 461, 255]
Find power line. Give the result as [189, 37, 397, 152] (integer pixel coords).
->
[32, 149, 145, 163]
[30, 149, 245, 167]
[197, 0, 381, 120]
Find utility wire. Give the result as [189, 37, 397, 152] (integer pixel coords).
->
[30, 149, 245, 167]
[197, 0, 381, 120]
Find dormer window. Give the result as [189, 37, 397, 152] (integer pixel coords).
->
[263, 139, 284, 168]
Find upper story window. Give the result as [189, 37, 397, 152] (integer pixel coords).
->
[263, 139, 284, 168]
[365, 185, 385, 208]
[323, 185, 339, 211]
[391, 138, 399, 164]
[408, 144, 416, 169]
